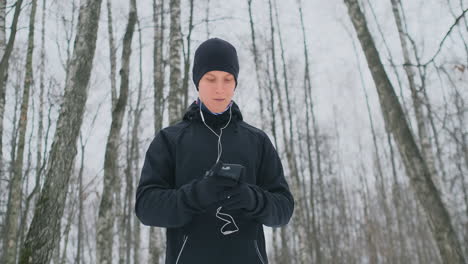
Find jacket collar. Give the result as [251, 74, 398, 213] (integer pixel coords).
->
[183, 99, 243, 131]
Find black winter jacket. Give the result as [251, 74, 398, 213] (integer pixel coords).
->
[135, 99, 294, 264]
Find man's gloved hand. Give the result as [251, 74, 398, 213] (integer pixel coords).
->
[192, 162, 238, 210]
[218, 181, 257, 212]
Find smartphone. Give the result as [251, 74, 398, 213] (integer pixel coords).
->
[204, 160, 245, 183]
[217, 163, 245, 182]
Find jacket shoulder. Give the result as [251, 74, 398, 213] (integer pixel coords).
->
[157, 120, 191, 143]
[238, 121, 268, 139]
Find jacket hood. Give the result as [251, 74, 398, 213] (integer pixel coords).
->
[183, 99, 243, 131]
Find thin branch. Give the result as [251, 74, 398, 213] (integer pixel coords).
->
[404, 8, 468, 67]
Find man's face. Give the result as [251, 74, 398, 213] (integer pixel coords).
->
[198, 70, 236, 113]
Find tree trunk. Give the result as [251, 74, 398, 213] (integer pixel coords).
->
[153, 0, 165, 134]
[0, 0, 24, 197]
[75, 137, 85, 264]
[96, 0, 137, 262]
[390, 0, 440, 191]
[60, 183, 77, 264]
[342, 0, 465, 262]
[17, 0, 103, 261]
[131, 17, 143, 264]
[0, 0, 6, 186]
[247, 0, 266, 131]
[1, 1, 37, 263]
[0, 0, 5, 59]
[167, 0, 183, 125]
[297, 0, 322, 262]
[182, 0, 194, 108]
[204, 0, 210, 38]
[363, 180, 378, 264]
[149, 0, 166, 262]
[103, 2, 125, 263]
[106, 0, 117, 111]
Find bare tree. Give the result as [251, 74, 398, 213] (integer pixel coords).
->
[1, 1, 37, 263]
[106, 0, 117, 111]
[247, 0, 266, 130]
[75, 96, 103, 264]
[149, 0, 166, 262]
[0, 0, 5, 60]
[181, 0, 194, 108]
[0, 0, 24, 196]
[0, 0, 5, 183]
[17, 0, 103, 261]
[390, 0, 440, 191]
[296, 0, 322, 262]
[342, 0, 465, 262]
[75, 134, 85, 264]
[60, 177, 78, 264]
[153, 0, 166, 136]
[167, 0, 183, 125]
[130, 17, 144, 264]
[96, 0, 137, 263]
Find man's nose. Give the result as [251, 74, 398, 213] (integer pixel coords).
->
[215, 81, 224, 93]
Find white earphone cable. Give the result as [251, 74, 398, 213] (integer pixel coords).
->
[199, 99, 238, 235]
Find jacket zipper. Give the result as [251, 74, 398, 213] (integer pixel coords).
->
[254, 240, 266, 264]
[176, 235, 189, 264]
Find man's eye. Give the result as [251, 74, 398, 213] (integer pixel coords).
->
[207, 78, 215, 81]
[225, 78, 233, 82]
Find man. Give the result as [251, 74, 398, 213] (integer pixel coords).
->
[135, 37, 294, 264]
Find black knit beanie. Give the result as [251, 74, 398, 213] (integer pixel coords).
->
[192, 37, 239, 91]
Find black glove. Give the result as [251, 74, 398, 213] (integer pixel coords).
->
[218, 181, 257, 212]
[192, 161, 238, 210]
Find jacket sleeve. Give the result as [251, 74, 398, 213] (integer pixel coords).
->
[135, 129, 202, 228]
[243, 132, 295, 227]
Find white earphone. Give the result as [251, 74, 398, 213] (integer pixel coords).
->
[199, 99, 239, 235]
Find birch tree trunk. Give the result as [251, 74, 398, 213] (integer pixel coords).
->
[131, 18, 143, 264]
[103, 1, 125, 263]
[272, 2, 308, 261]
[1, 1, 37, 263]
[360, 170, 378, 264]
[149, 0, 166, 262]
[167, 0, 183, 125]
[343, 0, 465, 262]
[0, 0, 23, 189]
[17, 1, 48, 257]
[0, 0, 5, 59]
[297, 0, 322, 261]
[153, 0, 165, 135]
[268, 0, 302, 261]
[106, 0, 117, 111]
[297, 4, 328, 257]
[35, 0, 47, 212]
[60, 182, 77, 264]
[247, 0, 266, 130]
[182, 0, 193, 108]
[0, 0, 5, 181]
[75, 136, 86, 264]
[204, 0, 210, 39]
[96, 0, 137, 263]
[390, 0, 440, 189]
[17, 0, 103, 261]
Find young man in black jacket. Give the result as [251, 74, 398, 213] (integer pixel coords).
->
[135, 37, 294, 264]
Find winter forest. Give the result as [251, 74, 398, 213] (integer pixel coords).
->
[0, 0, 467, 263]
